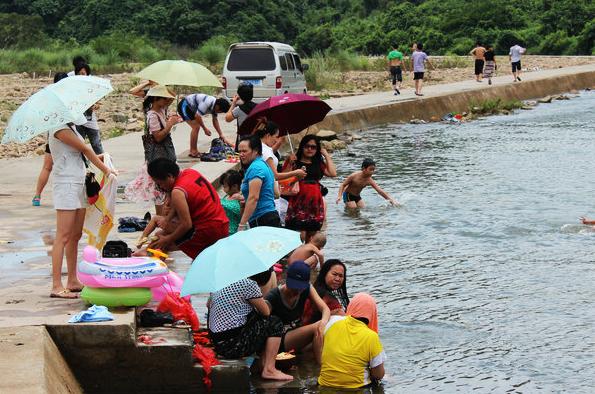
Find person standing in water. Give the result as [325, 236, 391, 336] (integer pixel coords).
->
[336, 158, 399, 208]
[469, 41, 486, 83]
[387, 45, 406, 95]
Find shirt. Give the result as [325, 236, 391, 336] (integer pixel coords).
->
[185, 94, 217, 117]
[173, 169, 229, 231]
[318, 316, 387, 389]
[411, 51, 428, 72]
[484, 50, 495, 61]
[49, 125, 86, 185]
[208, 278, 262, 333]
[231, 106, 249, 127]
[261, 143, 278, 169]
[509, 45, 525, 62]
[265, 285, 311, 331]
[221, 197, 241, 234]
[387, 50, 403, 61]
[241, 156, 276, 221]
[146, 109, 166, 134]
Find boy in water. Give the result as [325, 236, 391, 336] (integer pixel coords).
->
[288, 231, 326, 270]
[336, 158, 399, 208]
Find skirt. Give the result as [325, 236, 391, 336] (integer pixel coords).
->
[210, 314, 283, 359]
[285, 181, 325, 231]
[124, 162, 166, 206]
[483, 61, 496, 78]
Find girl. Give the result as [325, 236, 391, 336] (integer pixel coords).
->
[219, 169, 244, 234]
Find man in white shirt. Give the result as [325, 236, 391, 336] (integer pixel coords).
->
[509, 44, 526, 82]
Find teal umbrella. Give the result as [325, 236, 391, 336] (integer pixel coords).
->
[181, 226, 301, 296]
[1, 75, 113, 144]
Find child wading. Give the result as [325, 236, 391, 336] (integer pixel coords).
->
[336, 159, 399, 208]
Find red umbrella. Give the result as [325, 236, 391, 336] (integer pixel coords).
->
[239, 93, 332, 136]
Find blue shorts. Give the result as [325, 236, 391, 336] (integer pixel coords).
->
[343, 192, 362, 203]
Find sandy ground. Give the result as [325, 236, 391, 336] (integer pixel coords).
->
[0, 56, 593, 159]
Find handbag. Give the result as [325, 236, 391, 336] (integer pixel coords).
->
[81, 154, 101, 204]
[142, 113, 176, 163]
[279, 177, 300, 197]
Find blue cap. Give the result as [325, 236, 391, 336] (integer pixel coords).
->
[286, 261, 311, 290]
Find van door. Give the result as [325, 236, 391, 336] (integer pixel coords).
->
[292, 53, 307, 93]
[277, 52, 290, 95]
[284, 53, 298, 93]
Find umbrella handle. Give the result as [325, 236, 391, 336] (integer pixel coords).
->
[287, 135, 294, 154]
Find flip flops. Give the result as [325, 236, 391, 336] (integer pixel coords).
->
[50, 289, 79, 299]
[188, 152, 201, 159]
[32, 195, 41, 206]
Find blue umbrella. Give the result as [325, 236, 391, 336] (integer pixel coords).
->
[1, 75, 113, 144]
[181, 226, 301, 296]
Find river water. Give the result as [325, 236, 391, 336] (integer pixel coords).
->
[317, 91, 595, 393]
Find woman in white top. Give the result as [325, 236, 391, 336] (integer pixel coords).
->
[254, 120, 306, 182]
[49, 124, 115, 298]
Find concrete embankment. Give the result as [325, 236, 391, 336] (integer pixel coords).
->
[317, 63, 595, 132]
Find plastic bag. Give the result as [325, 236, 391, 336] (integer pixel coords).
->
[83, 153, 117, 250]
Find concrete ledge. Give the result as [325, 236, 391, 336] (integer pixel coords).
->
[0, 326, 81, 394]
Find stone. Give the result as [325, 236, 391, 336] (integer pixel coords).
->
[521, 106, 533, 110]
[555, 95, 570, 100]
[111, 114, 128, 122]
[523, 100, 538, 106]
[331, 140, 347, 150]
[430, 115, 440, 122]
[352, 134, 362, 140]
[346, 150, 357, 157]
[321, 140, 334, 152]
[316, 129, 337, 141]
[462, 112, 468, 116]
[569, 89, 579, 94]
[127, 118, 136, 123]
[410, 119, 427, 124]
[125, 122, 139, 131]
[538, 96, 553, 103]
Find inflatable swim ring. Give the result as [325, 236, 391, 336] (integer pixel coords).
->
[81, 287, 152, 307]
[78, 246, 168, 288]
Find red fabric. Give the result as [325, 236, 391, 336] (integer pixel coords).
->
[174, 169, 229, 232]
[157, 292, 200, 331]
[178, 223, 229, 259]
[302, 294, 343, 325]
[285, 181, 325, 231]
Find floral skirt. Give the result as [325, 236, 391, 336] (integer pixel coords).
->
[285, 181, 325, 231]
[124, 162, 166, 206]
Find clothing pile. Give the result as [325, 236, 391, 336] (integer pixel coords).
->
[200, 138, 236, 162]
[117, 216, 149, 232]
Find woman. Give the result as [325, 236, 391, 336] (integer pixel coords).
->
[318, 293, 386, 389]
[265, 261, 330, 363]
[483, 45, 497, 85]
[302, 259, 349, 325]
[208, 270, 293, 381]
[74, 64, 104, 155]
[237, 135, 280, 229]
[283, 135, 337, 239]
[32, 72, 69, 206]
[125, 85, 180, 215]
[49, 123, 116, 298]
[255, 120, 306, 182]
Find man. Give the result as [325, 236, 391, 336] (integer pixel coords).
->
[509, 43, 526, 82]
[411, 43, 434, 96]
[177, 94, 233, 158]
[469, 41, 486, 82]
[147, 158, 229, 259]
[387, 45, 406, 95]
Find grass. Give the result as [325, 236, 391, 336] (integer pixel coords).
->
[469, 98, 523, 115]
[108, 128, 125, 138]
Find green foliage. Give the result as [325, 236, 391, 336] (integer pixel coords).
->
[0, 13, 48, 49]
[470, 98, 523, 115]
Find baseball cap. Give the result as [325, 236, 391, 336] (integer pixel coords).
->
[286, 261, 311, 290]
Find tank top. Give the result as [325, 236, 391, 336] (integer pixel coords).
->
[173, 169, 229, 231]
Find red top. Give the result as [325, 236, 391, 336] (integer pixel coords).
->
[174, 169, 229, 232]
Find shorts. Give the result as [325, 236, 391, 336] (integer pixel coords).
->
[176, 222, 229, 259]
[45, 144, 51, 154]
[342, 192, 362, 204]
[53, 183, 87, 210]
[390, 66, 402, 83]
[413, 72, 425, 80]
[249, 210, 282, 228]
[474, 59, 485, 75]
[511, 61, 522, 73]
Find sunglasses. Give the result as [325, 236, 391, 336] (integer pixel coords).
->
[304, 144, 318, 150]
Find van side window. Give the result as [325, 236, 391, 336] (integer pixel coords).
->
[279, 55, 287, 71]
[285, 53, 295, 70]
[293, 54, 302, 71]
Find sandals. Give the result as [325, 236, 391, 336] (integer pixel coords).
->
[50, 289, 79, 299]
[188, 152, 201, 159]
[32, 195, 41, 206]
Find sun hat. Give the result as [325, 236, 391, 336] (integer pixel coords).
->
[286, 261, 311, 290]
[146, 85, 176, 99]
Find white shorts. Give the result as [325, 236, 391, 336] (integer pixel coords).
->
[53, 183, 87, 210]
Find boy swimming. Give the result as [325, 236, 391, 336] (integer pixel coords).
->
[336, 158, 399, 208]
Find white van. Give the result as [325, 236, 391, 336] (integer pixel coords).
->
[222, 42, 309, 102]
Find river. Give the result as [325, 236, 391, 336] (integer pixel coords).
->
[306, 91, 595, 393]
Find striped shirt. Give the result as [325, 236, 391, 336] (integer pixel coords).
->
[185, 94, 217, 117]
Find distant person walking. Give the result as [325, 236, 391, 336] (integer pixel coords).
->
[67, 55, 86, 77]
[177, 94, 233, 158]
[411, 43, 434, 96]
[509, 43, 526, 82]
[387, 45, 406, 95]
[483, 45, 497, 85]
[469, 41, 486, 82]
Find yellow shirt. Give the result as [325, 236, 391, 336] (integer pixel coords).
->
[318, 316, 386, 388]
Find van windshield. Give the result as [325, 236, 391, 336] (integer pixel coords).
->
[227, 48, 276, 71]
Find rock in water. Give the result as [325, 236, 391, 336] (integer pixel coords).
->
[316, 129, 337, 141]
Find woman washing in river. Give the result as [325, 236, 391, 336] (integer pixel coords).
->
[302, 259, 349, 325]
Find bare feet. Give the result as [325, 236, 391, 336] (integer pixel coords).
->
[132, 248, 148, 257]
[50, 288, 78, 299]
[261, 368, 294, 381]
[66, 279, 84, 292]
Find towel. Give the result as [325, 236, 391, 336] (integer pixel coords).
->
[346, 293, 379, 333]
[68, 305, 114, 323]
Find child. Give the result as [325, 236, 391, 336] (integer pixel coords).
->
[410, 42, 434, 96]
[220, 169, 244, 234]
[135, 203, 177, 251]
[288, 231, 326, 270]
[336, 158, 399, 209]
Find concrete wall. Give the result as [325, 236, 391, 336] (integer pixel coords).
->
[317, 69, 595, 133]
